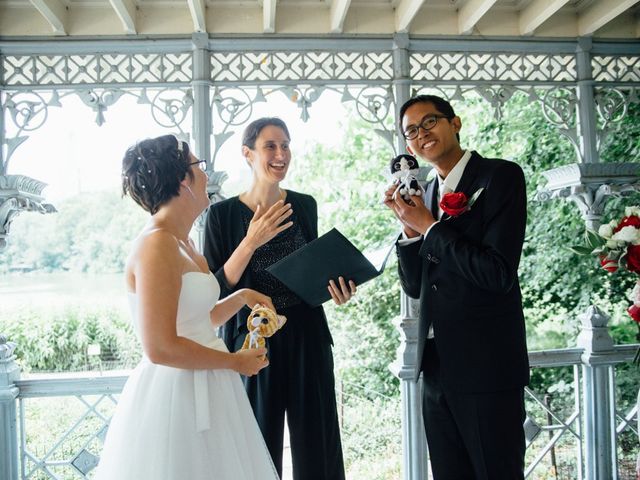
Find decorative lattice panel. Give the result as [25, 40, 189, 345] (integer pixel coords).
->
[592, 55, 640, 83]
[410, 52, 577, 83]
[1, 53, 192, 87]
[211, 51, 393, 83]
[19, 394, 119, 480]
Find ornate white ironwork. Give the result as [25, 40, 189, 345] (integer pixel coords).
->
[1, 52, 192, 87]
[210, 84, 396, 162]
[540, 86, 581, 160]
[19, 394, 116, 479]
[524, 376, 582, 477]
[592, 55, 640, 83]
[348, 85, 395, 149]
[536, 163, 640, 230]
[2, 88, 193, 166]
[144, 88, 194, 138]
[411, 85, 540, 123]
[211, 51, 393, 84]
[410, 52, 576, 83]
[0, 174, 56, 250]
[2, 91, 61, 173]
[77, 89, 125, 126]
[594, 87, 634, 152]
[75, 87, 193, 132]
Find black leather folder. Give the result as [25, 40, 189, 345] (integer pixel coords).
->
[266, 228, 394, 307]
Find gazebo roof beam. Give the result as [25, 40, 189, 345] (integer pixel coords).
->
[29, 0, 66, 35]
[396, 0, 425, 33]
[263, 0, 277, 33]
[458, 0, 498, 35]
[187, 0, 206, 33]
[519, 0, 571, 36]
[578, 0, 640, 36]
[108, 0, 136, 35]
[330, 0, 351, 34]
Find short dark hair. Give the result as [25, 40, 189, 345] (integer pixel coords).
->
[122, 135, 193, 214]
[242, 117, 291, 149]
[399, 94, 460, 142]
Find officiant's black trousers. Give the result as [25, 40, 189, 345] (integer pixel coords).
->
[236, 303, 345, 480]
[421, 340, 526, 480]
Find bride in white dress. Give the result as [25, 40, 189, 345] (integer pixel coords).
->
[94, 135, 279, 480]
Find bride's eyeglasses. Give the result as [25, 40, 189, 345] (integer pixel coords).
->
[188, 160, 207, 171]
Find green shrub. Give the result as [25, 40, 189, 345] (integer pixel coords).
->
[0, 304, 140, 372]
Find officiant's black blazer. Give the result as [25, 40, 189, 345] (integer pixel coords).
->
[397, 151, 530, 392]
[203, 190, 332, 349]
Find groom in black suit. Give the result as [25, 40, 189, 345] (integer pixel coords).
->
[384, 95, 529, 480]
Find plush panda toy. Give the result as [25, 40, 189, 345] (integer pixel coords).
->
[241, 304, 287, 360]
[390, 154, 423, 204]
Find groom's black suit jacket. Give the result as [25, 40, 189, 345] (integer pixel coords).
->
[397, 151, 530, 392]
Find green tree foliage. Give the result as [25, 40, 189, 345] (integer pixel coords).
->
[0, 191, 146, 273]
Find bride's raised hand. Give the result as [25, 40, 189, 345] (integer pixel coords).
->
[233, 348, 269, 376]
[245, 200, 293, 250]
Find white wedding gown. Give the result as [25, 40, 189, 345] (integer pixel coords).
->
[94, 272, 279, 480]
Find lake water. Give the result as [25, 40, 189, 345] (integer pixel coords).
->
[0, 272, 129, 311]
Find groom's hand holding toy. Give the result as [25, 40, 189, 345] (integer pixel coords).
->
[383, 184, 435, 238]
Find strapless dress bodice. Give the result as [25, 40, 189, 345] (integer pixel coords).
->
[128, 271, 225, 351]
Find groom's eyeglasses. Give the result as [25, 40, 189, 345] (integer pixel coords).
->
[188, 160, 207, 171]
[402, 114, 451, 140]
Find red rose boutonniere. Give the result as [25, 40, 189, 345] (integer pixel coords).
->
[440, 188, 484, 217]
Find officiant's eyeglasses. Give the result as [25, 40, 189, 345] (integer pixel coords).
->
[402, 114, 451, 140]
[188, 160, 207, 171]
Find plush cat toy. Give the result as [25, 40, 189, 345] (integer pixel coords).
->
[390, 154, 423, 204]
[241, 304, 287, 359]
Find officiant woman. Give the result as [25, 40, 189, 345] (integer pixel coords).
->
[203, 116, 356, 480]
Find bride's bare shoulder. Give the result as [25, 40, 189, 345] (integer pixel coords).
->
[126, 228, 181, 276]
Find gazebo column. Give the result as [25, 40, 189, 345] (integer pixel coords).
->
[191, 32, 214, 248]
[576, 306, 618, 480]
[191, 32, 212, 168]
[575, 37, 599, 165]
[0, 336, 19, 480]
[389, 32, 429, 480]
[0, 92, 5, 172]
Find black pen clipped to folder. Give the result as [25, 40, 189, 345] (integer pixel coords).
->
[266, 228, 396, 307]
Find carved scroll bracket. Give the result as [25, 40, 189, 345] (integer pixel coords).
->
[536, 163, 640, 231]
[0, 175, 56, 250]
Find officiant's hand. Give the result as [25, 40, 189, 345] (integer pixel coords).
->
[382, 184, 421, 238]
[328, 276, 357, 305]
[233, 348, 269, 376]
[245, 200, 293, 250]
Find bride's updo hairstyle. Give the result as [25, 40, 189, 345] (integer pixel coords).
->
[122, 135, 193, 214]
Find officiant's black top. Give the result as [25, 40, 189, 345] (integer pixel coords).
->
[203, 189, 333, 350]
